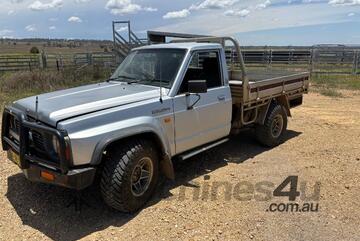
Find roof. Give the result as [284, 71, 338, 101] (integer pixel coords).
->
[133, 42, 222, 51]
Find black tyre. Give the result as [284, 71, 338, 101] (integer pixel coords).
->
[255, 104, 288, 147]
[100, 139, 159, 212]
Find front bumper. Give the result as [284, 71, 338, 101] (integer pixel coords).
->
[2, 106, 96, 190]
[23, 162, 96, 190]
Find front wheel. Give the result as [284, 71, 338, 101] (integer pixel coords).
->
[100, 139, 159, 212]
[255, 104, 288, 147]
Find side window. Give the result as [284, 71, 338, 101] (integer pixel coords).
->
[178, 51, 222, 94]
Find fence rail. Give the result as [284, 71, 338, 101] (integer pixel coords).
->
[0, 47, 359, 75]
[0, 52, 117, 72]
[226, 47, 360, 75]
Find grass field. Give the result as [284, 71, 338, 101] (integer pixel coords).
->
[311, 74, 360, 97]
[311, 74, 360, 90]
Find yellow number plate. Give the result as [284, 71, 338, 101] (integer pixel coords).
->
[8, 150, 20, 166]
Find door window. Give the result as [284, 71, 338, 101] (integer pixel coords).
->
[178, 51, 222, 94]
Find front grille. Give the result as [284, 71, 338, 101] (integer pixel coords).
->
[3, 108, 66, 171]
[9, 115, 19, 133]
[8, 114, 20, 143]
[31, 130, 46, 152]
[14, 119, 20, 132]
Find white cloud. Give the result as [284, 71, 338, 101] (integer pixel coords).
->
[25, 25, 36, 32]
[8, 10, 15, 15]
[68, 16, 82, 23]
[155, 2, 353, 37]
[116, 26, 128, 32]
[105, 0, 157, 15]
[29, 0, 63, 11]
[190, 0, 239, 10]
[329, 0, 360, 6]
[255, 0, 271, 9]
[75, 0, 91, 3]
[0, 29, 13, 36]
[1, 36, 14, 39]
[49, 26, 56, 30]
[224, 9, 250, 17]
[163, 9, 190, 19]
[143, 7, 157, 12]
[348, 12, 355, 16]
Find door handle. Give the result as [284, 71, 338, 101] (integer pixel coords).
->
[217, 95, 226, 101]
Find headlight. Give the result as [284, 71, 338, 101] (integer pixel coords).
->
[52, 135, 61, 154]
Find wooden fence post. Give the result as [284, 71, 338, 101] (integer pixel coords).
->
[87, 53, 93, 65]
[42, 52, 47, 69]
[356, 51, 359, 75]
[353, 51, 358, 75]
[39, 52, 47, 69]
[310, 47, 315, 75]
[56, 59, 60, 71]
[60, 56, 64, 70]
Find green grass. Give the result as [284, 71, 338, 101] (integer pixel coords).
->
[311, 74, 360, 90]
[310, 74, 360, 97]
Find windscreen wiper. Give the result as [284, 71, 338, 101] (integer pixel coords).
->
[106, 75, 136, 83]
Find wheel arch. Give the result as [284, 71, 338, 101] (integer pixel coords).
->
[257, 95, 291, 125]
[90, 127, 175, 179]
[275, 95, 291, 117]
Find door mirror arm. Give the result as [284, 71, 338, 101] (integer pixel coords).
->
[186, 93, 201, 110]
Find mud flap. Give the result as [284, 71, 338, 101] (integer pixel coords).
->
[160, 154, 175, 180]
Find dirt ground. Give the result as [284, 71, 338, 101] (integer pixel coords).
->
[0, 91, 359, 241]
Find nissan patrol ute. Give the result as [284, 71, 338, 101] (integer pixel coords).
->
[1, 37, 309, 212]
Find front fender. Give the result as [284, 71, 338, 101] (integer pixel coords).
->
[66, 116, 172, 166]
[87, 116, 172, 166]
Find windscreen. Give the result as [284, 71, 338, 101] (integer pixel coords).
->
[111, 48, 186, 88]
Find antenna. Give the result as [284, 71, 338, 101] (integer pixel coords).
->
[159, 79, 163, 103]
[35, 96, 39, 121]
[159, 60, 163, 103]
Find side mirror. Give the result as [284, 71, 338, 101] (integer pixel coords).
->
[188, 80, 207, 94]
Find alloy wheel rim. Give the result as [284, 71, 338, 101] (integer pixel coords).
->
[130, 157, 153, 197]
[271, 114, 284, 138]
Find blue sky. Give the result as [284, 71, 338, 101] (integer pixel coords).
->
[0, 0, 360, 45]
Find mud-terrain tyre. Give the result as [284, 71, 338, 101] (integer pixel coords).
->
[255, 104, 288, 147]
[100, 139, 159, 212]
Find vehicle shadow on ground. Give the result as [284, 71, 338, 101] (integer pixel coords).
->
[6, 129, 301, 241]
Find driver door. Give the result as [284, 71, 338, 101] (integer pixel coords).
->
[173, 50, 232, 154]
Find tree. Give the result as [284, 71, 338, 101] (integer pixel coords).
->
[30, 46, 40, 54]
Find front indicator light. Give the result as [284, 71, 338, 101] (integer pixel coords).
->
[41, 171, 54, 181]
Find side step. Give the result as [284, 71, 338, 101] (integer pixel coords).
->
[178, 138, 229, 161]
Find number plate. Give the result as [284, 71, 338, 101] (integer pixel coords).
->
[8, 150, 20, 167]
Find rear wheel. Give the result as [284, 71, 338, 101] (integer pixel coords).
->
[255, 104, 288, 147]
[100, 139, 159, 212]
